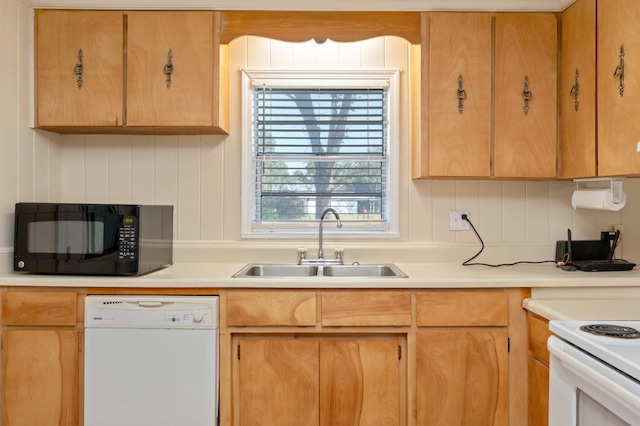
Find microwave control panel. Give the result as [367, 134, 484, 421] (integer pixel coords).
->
[118, 217, 137, 260]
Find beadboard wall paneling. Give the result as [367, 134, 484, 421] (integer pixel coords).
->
[60, 136, 85, 202]
[51, 35, 640, 263]
[33, 131, 62, 202]
[200, 136, 225, 241]
[0, 0, 21, 250]
[59, 134, 226, 240]
[1, 0, 61, 262]
[130, 136, 156, 205]
[107, 135, 133, 203]
[478, 181, 504, 241]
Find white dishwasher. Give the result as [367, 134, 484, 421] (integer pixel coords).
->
[84, 295, 219, 426]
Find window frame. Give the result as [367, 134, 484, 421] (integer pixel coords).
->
[241, 69, 400, 239]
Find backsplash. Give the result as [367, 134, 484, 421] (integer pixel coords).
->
[5, 28, 640, 265]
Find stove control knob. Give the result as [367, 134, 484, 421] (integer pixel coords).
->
[193, 312, 204, 323]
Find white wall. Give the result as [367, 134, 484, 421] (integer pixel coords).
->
[30, 35, 640, 263]
[0, 0, 61, 272]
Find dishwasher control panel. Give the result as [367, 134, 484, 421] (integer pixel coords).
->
[85, 296, 219, 329]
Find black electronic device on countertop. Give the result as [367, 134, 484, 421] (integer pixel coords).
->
[562, 229, 635, 272]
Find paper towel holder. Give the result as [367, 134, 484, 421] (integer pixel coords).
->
[573, 177, 625, 205]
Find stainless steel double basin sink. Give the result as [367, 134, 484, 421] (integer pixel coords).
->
[233, 263, 407, 278]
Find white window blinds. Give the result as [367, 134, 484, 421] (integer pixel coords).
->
[242, 70, 399, 237]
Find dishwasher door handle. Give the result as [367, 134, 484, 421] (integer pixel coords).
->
[137, 301, 164, 308]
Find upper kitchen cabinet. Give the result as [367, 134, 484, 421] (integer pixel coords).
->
[35, 10, 124, 129]
[425, 13, 493, 178]
[126, 11, 229, 133]
[597, 0, 640, 176]
[413, 12, 557, 179]
[558, 0, 597, 179]
[34, 10, 229, 135]
[494, 13, 557, 178]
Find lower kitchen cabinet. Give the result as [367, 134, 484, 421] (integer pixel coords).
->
[0, 287, 530, 425]
[415, 290, 511, 426]
[222, 288, 528, 426]
[416, 330, 509, 425]
[1, 291, 81, 426]
[235, 337, 401, 426]
[238, 339, 319, 426]
[527, 311, 552, 426]
[320, 339, 400, 425]
[2, 330, 80, 426]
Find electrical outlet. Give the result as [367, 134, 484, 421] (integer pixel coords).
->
[449, 210, 470, 231]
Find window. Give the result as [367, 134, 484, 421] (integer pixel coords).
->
[241, 70, 399, 238]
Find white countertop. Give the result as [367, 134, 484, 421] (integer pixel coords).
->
[3, 261, 640, 288]
[524, 298, 640, 321]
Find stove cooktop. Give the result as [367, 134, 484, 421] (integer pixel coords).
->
[550, 320, 640, 381]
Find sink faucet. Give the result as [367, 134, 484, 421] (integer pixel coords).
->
[318, 208, 342, 261]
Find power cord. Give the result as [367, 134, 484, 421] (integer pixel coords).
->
[461, 213, 556, 267]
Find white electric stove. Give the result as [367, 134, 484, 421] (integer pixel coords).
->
[548, 320, 640, 426]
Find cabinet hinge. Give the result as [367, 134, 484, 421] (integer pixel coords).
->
[237, 344, 240, 360]
[508, 337, 510, 353]
[398, 345, 402, 360]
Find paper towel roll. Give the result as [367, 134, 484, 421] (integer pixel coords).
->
[571, 188, 626, 211]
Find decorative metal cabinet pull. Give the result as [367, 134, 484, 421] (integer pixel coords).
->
[164, 49, 173, 89]
[74, 49, 84, 89]
[570, 68, 579, 111]
[522, 75, 532, 115]
[613, 45, 625, 97]
[457, 74, 467, 114]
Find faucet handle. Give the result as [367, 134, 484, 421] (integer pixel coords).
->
[334, 247, 344, 264]
[298, 247, 307, 264]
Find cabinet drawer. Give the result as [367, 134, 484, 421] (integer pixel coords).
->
[1, 292, 77, 326]
[226, 291, 316, 326]
[321, 291, 411, 326]
[416, 291, 508, 326]
[527, 312, 552, 365]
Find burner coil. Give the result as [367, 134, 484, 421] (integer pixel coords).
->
[580, 324, 640, 339]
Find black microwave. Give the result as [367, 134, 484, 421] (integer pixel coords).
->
[14, 203, 173, 276]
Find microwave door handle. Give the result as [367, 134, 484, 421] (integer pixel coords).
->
[548, 338, 640, 411]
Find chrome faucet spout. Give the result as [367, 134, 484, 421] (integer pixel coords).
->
[318, 208, 342, 260]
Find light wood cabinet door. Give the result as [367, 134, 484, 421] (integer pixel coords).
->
[126, 11, 217, 129]
[427, 13, 492, 177]
[527, 312, 551, 426]
[320, 340, 400, 426]
[494, 13, 557, 178]
[559, 0, 597, 179]
[416, 330, 508, 426]
[528, 355, 550, 426]
[35, 10, 124, 128]
[238, 339, 320, 426]
[237, 337, 401, 426]
[2, 330, 80, 426]
[597, 0, 640, 176]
